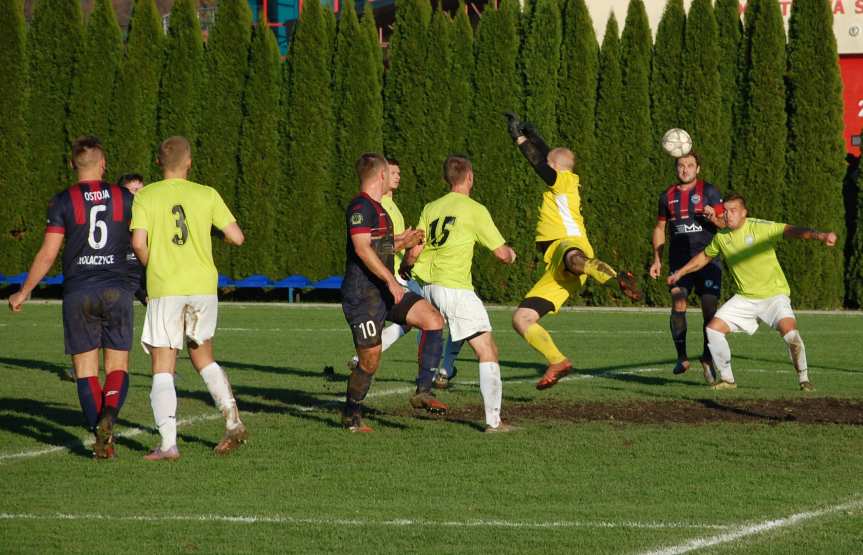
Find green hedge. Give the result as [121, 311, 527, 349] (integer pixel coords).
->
[3, 1, 856, 308]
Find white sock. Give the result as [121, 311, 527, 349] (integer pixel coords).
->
[706, 328, 735, 383]
[150, 373, 177, 451]
[479, 362, 502, 428]
[783, 330, 809, 382]
[200, 362, 241, 430]
[381, 323, 408, 352]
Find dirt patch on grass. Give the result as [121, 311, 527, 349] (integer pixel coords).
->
[436, 398, 863, 425]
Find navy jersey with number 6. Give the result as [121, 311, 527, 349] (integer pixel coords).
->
[657, 180, 724, 270]
[343, 193, 394, 294]
[46, 180, 135, 293]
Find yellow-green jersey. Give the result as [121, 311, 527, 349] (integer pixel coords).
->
[380, 194, 405, 275]
[130, 178, 236, 298]
[704, 218, 789, 299]
[536, 171, 587, 242]
[412, 192, 506, 290]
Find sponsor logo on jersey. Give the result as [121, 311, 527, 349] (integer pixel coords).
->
[675, 223, 704, 234]
[745, 235, 755, 245]
[76, 254, 115, 265]
[351, 213, 363, 225]
[691, 194, 701, 204]
[83, 190, 110, 202]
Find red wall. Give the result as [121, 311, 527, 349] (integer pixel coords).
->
[840, 54, 863, 155]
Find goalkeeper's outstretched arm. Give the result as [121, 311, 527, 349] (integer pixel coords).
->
[505, 113, 556, 185]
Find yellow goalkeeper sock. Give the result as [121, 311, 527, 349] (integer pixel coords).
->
[524, 323, 567, 365]
[583, 258, 617, 285]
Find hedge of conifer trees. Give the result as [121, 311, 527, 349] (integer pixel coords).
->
[0, 0, 858, 309]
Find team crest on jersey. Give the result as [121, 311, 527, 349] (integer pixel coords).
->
[691, 194, 701, 204]
[351, 213, 363, 225]
[745, 235, 754, 245]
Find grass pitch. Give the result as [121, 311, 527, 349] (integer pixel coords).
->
[1, 303, 862, 554]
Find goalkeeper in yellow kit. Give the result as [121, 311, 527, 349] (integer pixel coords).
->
[505, 113, 642, 390]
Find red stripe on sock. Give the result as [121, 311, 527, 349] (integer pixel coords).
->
[86, 376, 103, 415]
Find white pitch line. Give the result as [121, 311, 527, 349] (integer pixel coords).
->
[0, 511, 730, 530]
[0, 413, 222, 462]
[638, 497, 863, 555]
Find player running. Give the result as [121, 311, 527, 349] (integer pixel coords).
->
[668, 194, 837, 390]
[341, 153, 446, 432]
[505, 113, 641, 390]
[649, 152, 725, 382]
[402, 156, 517, 432]
[8, 136, 135, 459]
[130, 136, 247, 460]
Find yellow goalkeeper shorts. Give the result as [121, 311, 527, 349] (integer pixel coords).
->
[523, 236, 595, 313]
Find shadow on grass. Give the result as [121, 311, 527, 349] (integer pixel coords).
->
[732, 353, 860, 374]
[0, 398, 91, 458]
[0, 357, 74, 382]
[220, 359, 409, 385]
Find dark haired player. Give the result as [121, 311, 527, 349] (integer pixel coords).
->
[649, 152, 725, 382]
[341, 153, 447, 432]
[9, 136, 135, 459]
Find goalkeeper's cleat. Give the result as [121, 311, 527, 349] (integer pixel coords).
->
[672, 360, 690, 375]
[214, 424, 248, 455]
[93, 408, 116, 459]
[617, 271, 642, 301]
[536, 359, 573, 390]
[143, 445, 180, 461]
[410, 391, 448, 415]
[701, 359, 717, 385]
[799, 381, 815, 392]
[711, 380, 737, 390]
[342, 413, 373, 433]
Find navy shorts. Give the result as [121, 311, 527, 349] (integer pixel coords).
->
[62, 287, 134, 355]
[669, 262, 722, 298]
[342, 284, 422, 349]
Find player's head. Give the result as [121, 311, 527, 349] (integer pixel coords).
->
[157, 136, 192, 173]
[356, 153, 389, 193]
[70, 136, 106, 174]
[443, 155, 473, 191]
[675, 151, 701, 185]
[723, 193, 747, 229]
[117, 173, 145, 195]
[385, 157, 401, 193]
[547, 148, 575, 172]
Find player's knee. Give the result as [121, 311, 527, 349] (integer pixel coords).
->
[564, 248, 587, 274]
[782, 329, 803, 347]
[358, 350, 381, 373]
[511, 309, 537, 334]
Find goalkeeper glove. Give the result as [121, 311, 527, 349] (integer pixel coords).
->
[504, 112, 523, 141]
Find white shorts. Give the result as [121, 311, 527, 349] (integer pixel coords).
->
[141, 295, 219, 353]
[714, 294, 795, 335]
[421, 284, 491, 342]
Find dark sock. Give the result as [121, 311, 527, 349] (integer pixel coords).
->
[670, 310, 688, 361]
[701, 295, 719, 361]
[76, 376, 103, 430]
[345, 366, 373, 416]
[416, 329, 443, 392]
[102, 370, 129, 419]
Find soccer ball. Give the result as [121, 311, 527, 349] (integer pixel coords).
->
[661, 128, 693, 158]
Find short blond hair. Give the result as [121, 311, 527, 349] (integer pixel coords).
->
[548, 148, 574, 171]
[355, 153, 387, 182]
[71, 136, 105, 169]
[158, 136, 192, 171]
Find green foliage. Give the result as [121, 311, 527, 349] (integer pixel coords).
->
[469, 0, 530, 303]
[521, 0, 561, 145]
[680, 0, 723, 187]
[448, 5, 474, 154]
[67, 0, 122, 149]
[650, 0, 684, 190]
[0, 0, 28, 273]
[158, 0, 204, 146]
[109, 0, 163, 182]
[196, 0, 252, 276]
[730, 0, 786, 220]
[557, 0, 597, 188]
[783, 0, 846, 308]
[283, 0, 336, 278]
[418, 10, 453, 203]
[26, 0, 83, 258]
[617, 0, 653, 296]
[235, 21, 283, 280]
[383, 0, 432, 224]
[714, 0, 742, 193]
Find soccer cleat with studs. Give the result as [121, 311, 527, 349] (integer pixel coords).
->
[701, 359, 717, 385]
[410, 390, 448, 415]
[214, 424, 248, 455]
[93, 408, 116, 460]
[711, 380, 737, 390]
[799, 381, 815, 392]
[617, 271, 642, 301]
[672, 360, 690, 375]
[342, 413, 373, 433]
[536, 359, 573, 390]
[143, 445, 180, 461]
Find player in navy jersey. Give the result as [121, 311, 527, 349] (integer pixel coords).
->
[117, 173, 147, 305]
[649, 151, 725, 382]
[8, 136, 136, 458]
[341, 153, 446, 432]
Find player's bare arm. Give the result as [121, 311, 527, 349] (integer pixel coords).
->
[8, 233, 64, 312]
[221, 222, 245, 246]
[783, 225, 837, 246]
[394, 227, 424, 252]
[131, 229, 150, 266]
[667, 251, 714, 286]
[650, 220, 666, 279]
[702, 205, 727, 229]
[493, 244, 517, 265]
[351, 232, 404, 304]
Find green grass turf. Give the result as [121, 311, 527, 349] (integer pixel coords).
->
[1, 303, 862, 554]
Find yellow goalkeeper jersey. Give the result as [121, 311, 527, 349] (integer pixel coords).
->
[380, 194, 405, 274]
[130, 178, 235, 298]
[535, 170, 587, 242]
[413, 192, 506, 290]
